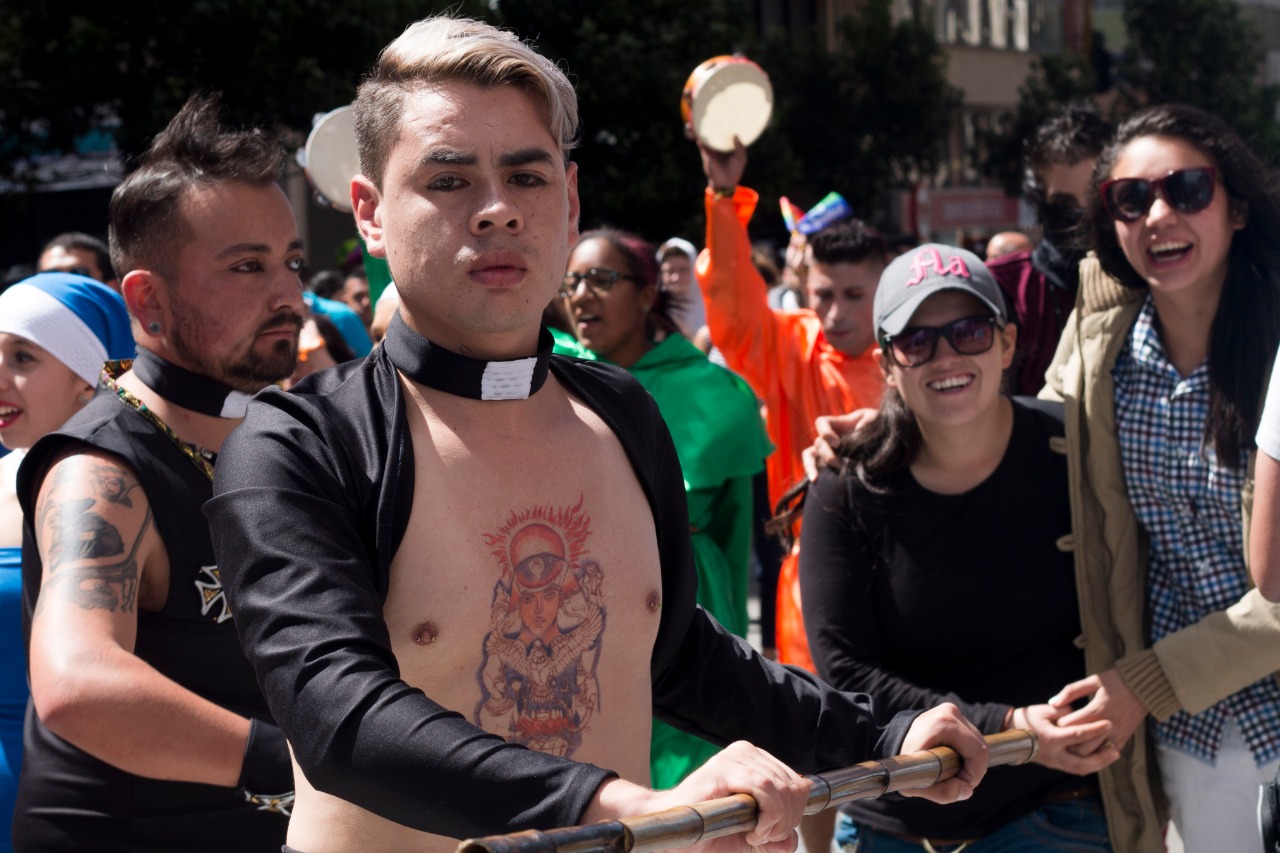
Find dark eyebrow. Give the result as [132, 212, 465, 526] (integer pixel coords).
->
[499, 147, 555, 168]
[216, 238, 304, 259]
[418, 148, 554, 169]
[421, 150, 477, 167]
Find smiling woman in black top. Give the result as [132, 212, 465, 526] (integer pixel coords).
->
[796, 245, 1119, 852]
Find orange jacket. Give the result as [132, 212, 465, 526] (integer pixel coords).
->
[696, 186, 884, 668]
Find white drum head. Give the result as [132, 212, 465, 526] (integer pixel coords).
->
[304, 105, 359, 212]
[689, 63, 773, 153]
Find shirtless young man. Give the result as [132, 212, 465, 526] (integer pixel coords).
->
[206, 17, 990, 853]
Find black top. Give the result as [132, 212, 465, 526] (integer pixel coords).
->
[206, 344, 917, 840]
[800, 399, 1088, 839]
[13, 391, 286, 852]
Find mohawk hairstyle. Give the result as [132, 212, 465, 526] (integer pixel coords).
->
[108, 93, 284, 280]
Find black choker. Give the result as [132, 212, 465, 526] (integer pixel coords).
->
[131, 348, 254, 419]
[382, 312, 552, 401]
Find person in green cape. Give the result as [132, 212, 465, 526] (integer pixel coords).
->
[554, 228, 773, 789]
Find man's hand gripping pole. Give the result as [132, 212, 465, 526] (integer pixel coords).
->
[457, 729, 1037, 853]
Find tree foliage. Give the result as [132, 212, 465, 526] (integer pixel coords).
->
[980, 53, 1095, 196]
[487, 0, 754, 243]
[750, 0, 961, 229]
[494, 0, 959, 243]
[0, 0, 958, 246]
[981, 0, 1280, 196]
[0, 0, 485, 178]
[1120, 0, 1280, 163]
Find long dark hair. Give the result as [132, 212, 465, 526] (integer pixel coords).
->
[574, 228, 679, 338]
[770, 380, 922, 545]
[1088, 104, 1280, 464]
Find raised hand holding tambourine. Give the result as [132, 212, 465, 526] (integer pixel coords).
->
[681, 56, 773, 152]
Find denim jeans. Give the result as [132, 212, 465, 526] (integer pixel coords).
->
[834, 796, 1111, 852]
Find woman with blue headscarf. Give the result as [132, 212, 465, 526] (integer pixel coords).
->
[0, 272, 133, 851]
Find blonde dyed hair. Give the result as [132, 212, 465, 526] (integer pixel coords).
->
[355, 16, 579, 188]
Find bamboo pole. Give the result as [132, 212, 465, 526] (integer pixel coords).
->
[458, 728, 1037, 853]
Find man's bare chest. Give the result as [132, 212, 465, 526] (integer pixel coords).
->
[383, 383, 664, 763]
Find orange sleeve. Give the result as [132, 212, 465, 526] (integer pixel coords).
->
[695, 186, 794, 402]
[695, 189, 882, 676]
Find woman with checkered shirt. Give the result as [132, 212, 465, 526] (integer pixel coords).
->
[1043, 104, 1280, 853]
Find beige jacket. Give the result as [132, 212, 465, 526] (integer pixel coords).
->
[1041, 259, 1280, 852]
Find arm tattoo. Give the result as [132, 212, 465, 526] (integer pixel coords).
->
[36, 462, 151, 613]
[90, 465, 137, 507]
[45, 499, 124, 567]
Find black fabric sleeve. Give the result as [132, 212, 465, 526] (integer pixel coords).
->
[634, 407, 916, 771]
[207, 394, 613, 839]
[237, 719, 293, 794]
[798, 471, 1011, 734]
[653, 610, 918, 771]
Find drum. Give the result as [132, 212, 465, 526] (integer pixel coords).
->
[680, 55, 773, 152]
[303, 105, 359, 212]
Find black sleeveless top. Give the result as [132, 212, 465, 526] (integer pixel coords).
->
[12, 388, 286, 852]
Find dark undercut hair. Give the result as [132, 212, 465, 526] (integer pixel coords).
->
[808, 220, 888, 268]
[108, 93, 285, 281]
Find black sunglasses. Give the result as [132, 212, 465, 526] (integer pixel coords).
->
[1099, 166, 1218, 223]
[880, 315, 999, 368]
[560, 267, 641, 297]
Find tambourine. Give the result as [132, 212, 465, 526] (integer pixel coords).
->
[680, 55, 774, 153]
[303, 105, 359, 212]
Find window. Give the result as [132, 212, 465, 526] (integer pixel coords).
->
[933, 0, 1063, 52]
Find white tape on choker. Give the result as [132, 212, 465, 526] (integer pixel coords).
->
[481, 357, 539, 401]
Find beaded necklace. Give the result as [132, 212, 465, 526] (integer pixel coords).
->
[102, 360, 217, 482]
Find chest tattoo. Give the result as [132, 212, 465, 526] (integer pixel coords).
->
[473, 495, 605, 758]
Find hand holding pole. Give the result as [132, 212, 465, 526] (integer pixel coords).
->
[457, 728, 1037, 853]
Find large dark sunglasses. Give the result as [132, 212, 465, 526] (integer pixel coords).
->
[880, 315, 999, 368]
[1099, 166, 1218, 223]
[560, 267, 640, 297]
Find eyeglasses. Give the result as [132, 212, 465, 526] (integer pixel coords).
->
[560, 267, 640, 297]
[880, 315, 999, 368]
[1099, 166, 1218, 223]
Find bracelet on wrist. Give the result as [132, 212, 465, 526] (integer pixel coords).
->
[711, 185, 737, 200]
